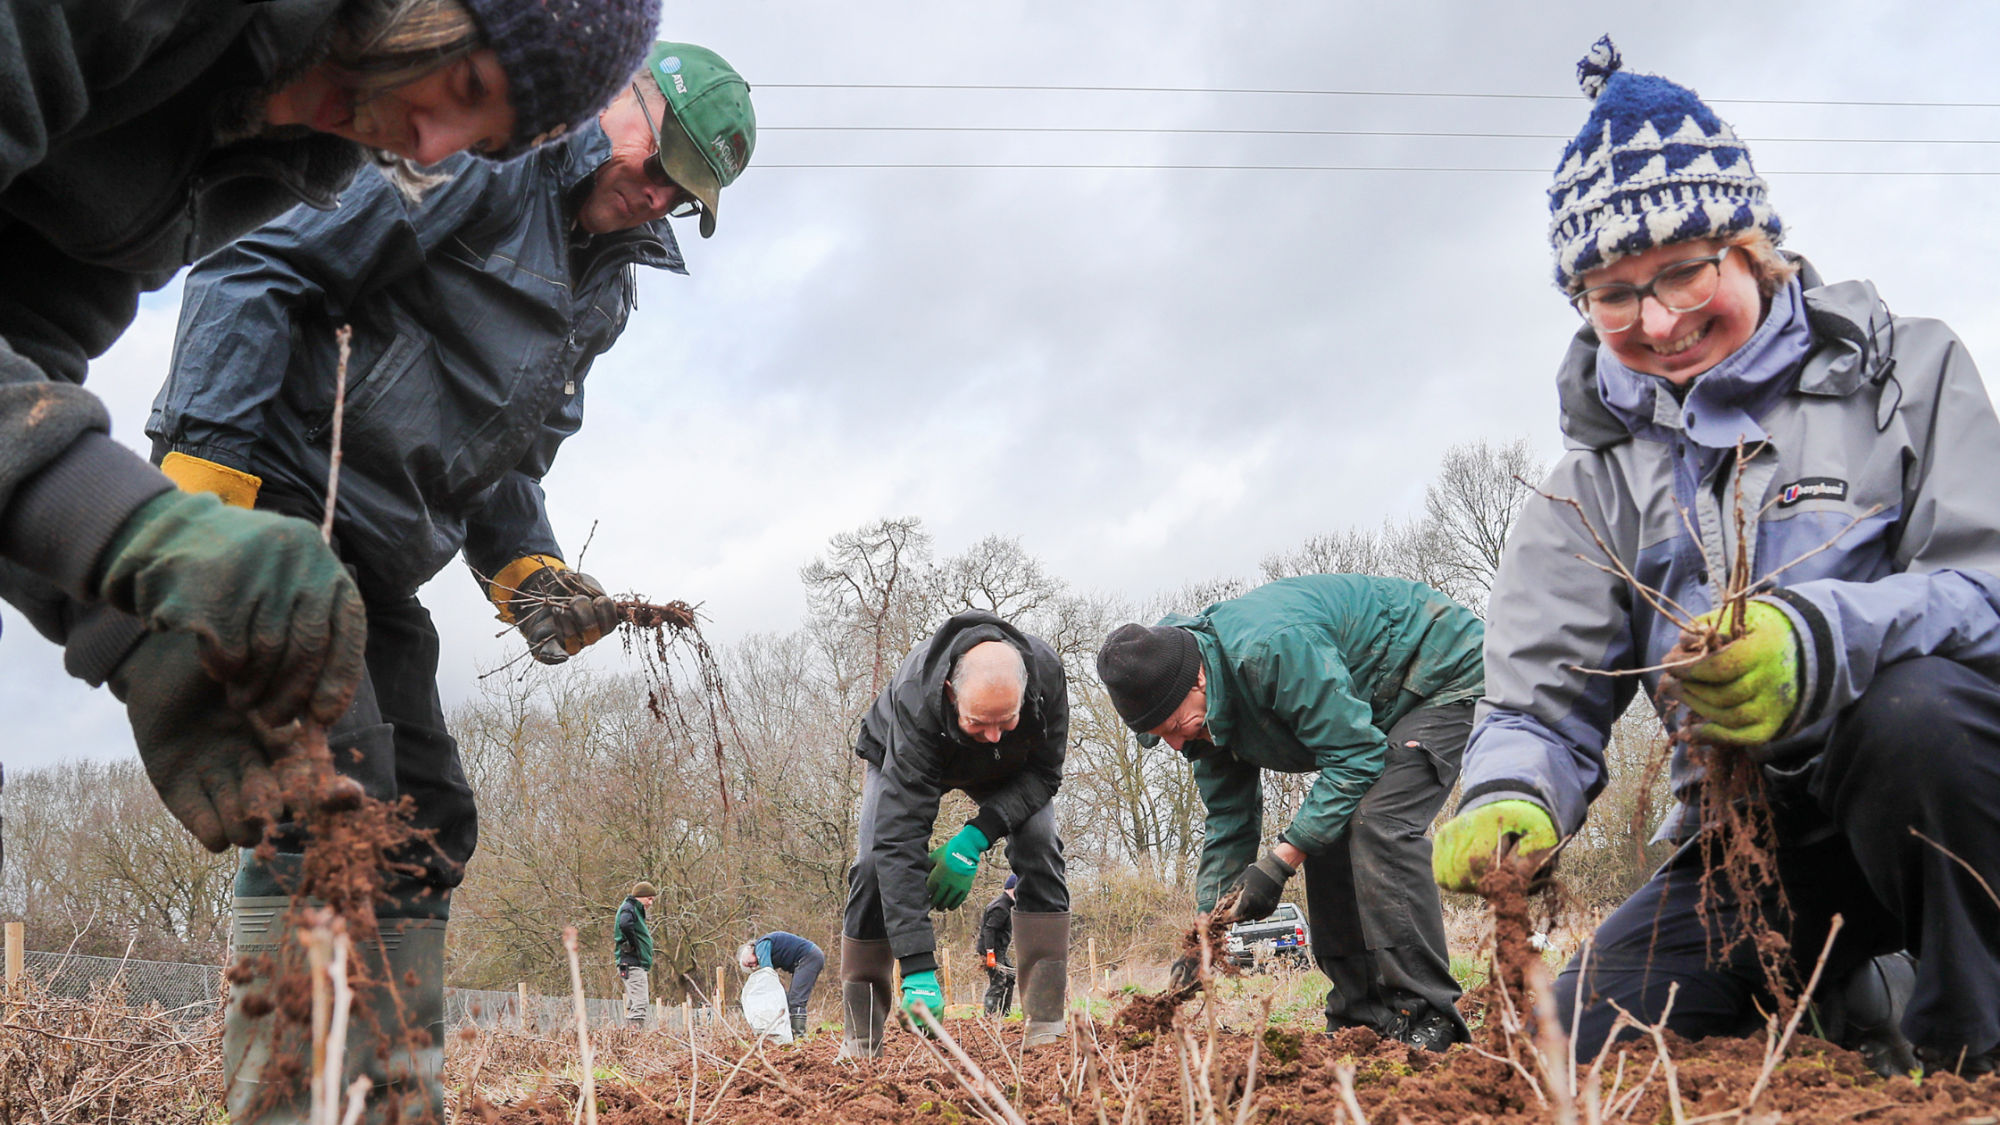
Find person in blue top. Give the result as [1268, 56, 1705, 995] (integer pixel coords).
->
[737, 932, 826, 1039]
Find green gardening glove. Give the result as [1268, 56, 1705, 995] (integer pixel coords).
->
[98, 491, 367, 728]
[1670, 600, 1802, 746]
[107, 630, 291, 852]
[900, 969, 945, 1035]
[925, 824, 989, 910]
[1432, 800, 1559, 893]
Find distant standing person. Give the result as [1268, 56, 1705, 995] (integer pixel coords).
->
[1096, 574, 1484, 1050]
[617, 883, 658, 1026]
[839, 610, 1071, 1057]
[976, 875, 1019, 1016]
[737, 932, 826, 1039]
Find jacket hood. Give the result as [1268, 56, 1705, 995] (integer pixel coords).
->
[1555, 255, 1898, 451]
[898, 611, 1045, 748]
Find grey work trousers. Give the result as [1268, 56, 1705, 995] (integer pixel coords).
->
[620, 966, 650, 1025]
[1304, 702, 1471, 1041]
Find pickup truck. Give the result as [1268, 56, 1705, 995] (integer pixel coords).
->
[1223, 902, 1311, 970]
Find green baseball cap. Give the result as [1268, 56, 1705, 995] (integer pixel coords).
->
[642, 42, 756, 239]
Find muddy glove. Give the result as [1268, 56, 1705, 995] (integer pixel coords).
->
[1432, 800, 1559, 893]
[98, 491, 366, 727]
[492, 558, 620, 665]
[1168, 956, 1200, 992]
[925, 824, 989, 910]
[108, 629, 293, 852]
[900, 969, 945, 1034]
[1229, 850, 1295, 922]
[1670, 600, 1802, 745]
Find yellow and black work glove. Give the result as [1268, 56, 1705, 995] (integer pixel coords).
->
[108, 630, 293, 852]
[1668, 601, 1803, 746]
[490, 557, 620, 665]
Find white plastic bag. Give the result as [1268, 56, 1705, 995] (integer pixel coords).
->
[739, 967, 792, 1043]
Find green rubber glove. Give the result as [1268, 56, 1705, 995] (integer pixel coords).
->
[1432, 800, 1559, 893]
[98, 491, 367, 728]
[900, 969, 945, 1034]
[107, 630, 289, 852]
[1673, 600, 1801, 745]
[925, 824, 989, 910]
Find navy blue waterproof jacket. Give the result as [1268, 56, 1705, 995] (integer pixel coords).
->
[147, 123, 685, 602]
[751, 932, 821, 973]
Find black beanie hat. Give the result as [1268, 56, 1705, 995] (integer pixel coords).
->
[460, 0, 663, 156]
[1095, 624, 1202, 734]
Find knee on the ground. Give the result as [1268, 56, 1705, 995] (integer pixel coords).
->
[1831, 657, 1996, 798]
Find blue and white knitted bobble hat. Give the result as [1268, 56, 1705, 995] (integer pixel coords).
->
[1547, 37, 1782, 290]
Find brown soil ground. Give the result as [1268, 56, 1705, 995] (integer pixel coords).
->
[476, 1014, 2000, 1125]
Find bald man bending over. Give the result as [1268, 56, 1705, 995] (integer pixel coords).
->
[839, 611, 1070, 1057]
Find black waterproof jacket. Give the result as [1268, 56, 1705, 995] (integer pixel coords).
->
[0, 0, 366, 679]
[856, 611, 1067, 968]
[148, 124, 685, 601]
[975, 893, 1013, 964]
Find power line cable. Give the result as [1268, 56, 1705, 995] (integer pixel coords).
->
[762, 124, 2000, 144]
[757, 82, 2000, 110]
[754, 163, 2000, 174]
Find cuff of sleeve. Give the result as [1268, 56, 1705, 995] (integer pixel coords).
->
[1457, 779, 1559, 823]
[898, 951, 939, 976]
[888, 927, 936, 967]
[1277, 827, 1325, 856]
[1760, 589, 1834, 734]
[160, 451, 262, 509]
[0, 432, 175, 600]
[488, 553, 566, 620]
[63, 603, 148, 687]
[967, 807, 1009, 846]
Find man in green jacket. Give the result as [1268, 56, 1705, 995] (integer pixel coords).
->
[1096, 574, 1483, 1049]
[615, 883, 657, 1026]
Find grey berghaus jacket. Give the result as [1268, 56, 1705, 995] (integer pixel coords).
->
[148, 124, 685, 602]
[856, 611, 1067, 973]
[1459, 258, 2000, 841]
[0, 0, 365, 678]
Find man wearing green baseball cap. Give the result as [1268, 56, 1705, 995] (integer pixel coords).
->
[634, 42, 757, 239]
[147, 41, 754, 1117]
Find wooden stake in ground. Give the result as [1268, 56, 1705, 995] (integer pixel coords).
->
[519, 981, 531, 1032]
[562, 927, 597, 1125]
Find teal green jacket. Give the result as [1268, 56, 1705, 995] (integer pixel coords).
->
[1159, 575, 1484, 911]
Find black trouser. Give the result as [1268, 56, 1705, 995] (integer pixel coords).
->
[1305, 702, 1471, 1041]
[984, 963, 1015, 1015]
[1555, 657, 2000, 1058]
[253, 593, 478, 901]
[843, 762, 1068, 940]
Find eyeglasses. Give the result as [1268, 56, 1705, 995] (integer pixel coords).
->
[630, 82, 703, 218]
[1570, 246, 1733, 334]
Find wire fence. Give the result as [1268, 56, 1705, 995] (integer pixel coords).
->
[17, 950, 698, 1031]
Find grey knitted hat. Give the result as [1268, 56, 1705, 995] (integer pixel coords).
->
[459, 0, 662, 156]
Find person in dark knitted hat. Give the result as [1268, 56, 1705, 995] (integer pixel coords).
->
[1438, 36, 2000, 1078]
[1096, 576, 1485, 1051]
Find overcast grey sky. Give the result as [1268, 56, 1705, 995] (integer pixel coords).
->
[9, 1, 2000, 772]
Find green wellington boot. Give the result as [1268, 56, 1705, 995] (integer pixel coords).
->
[224, 852, 448, 1123]
[1012, 911, 1070, 1048]
[838, 936, 894, 1059]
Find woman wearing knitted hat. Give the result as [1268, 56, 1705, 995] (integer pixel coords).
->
[1432, 38, 2000, 1076]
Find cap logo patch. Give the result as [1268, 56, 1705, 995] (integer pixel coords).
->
[659, 57, 682, 75]
[672, 73, 688, 94]
[1777, 477, 1848, 507]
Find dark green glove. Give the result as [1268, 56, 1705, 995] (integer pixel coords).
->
[514, 566, 621, 665]
[107, 630, 290, 852]
[98, 491, 366, 727]
[925, 824, 989, 910]
[1229, 850, 1295, 921]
